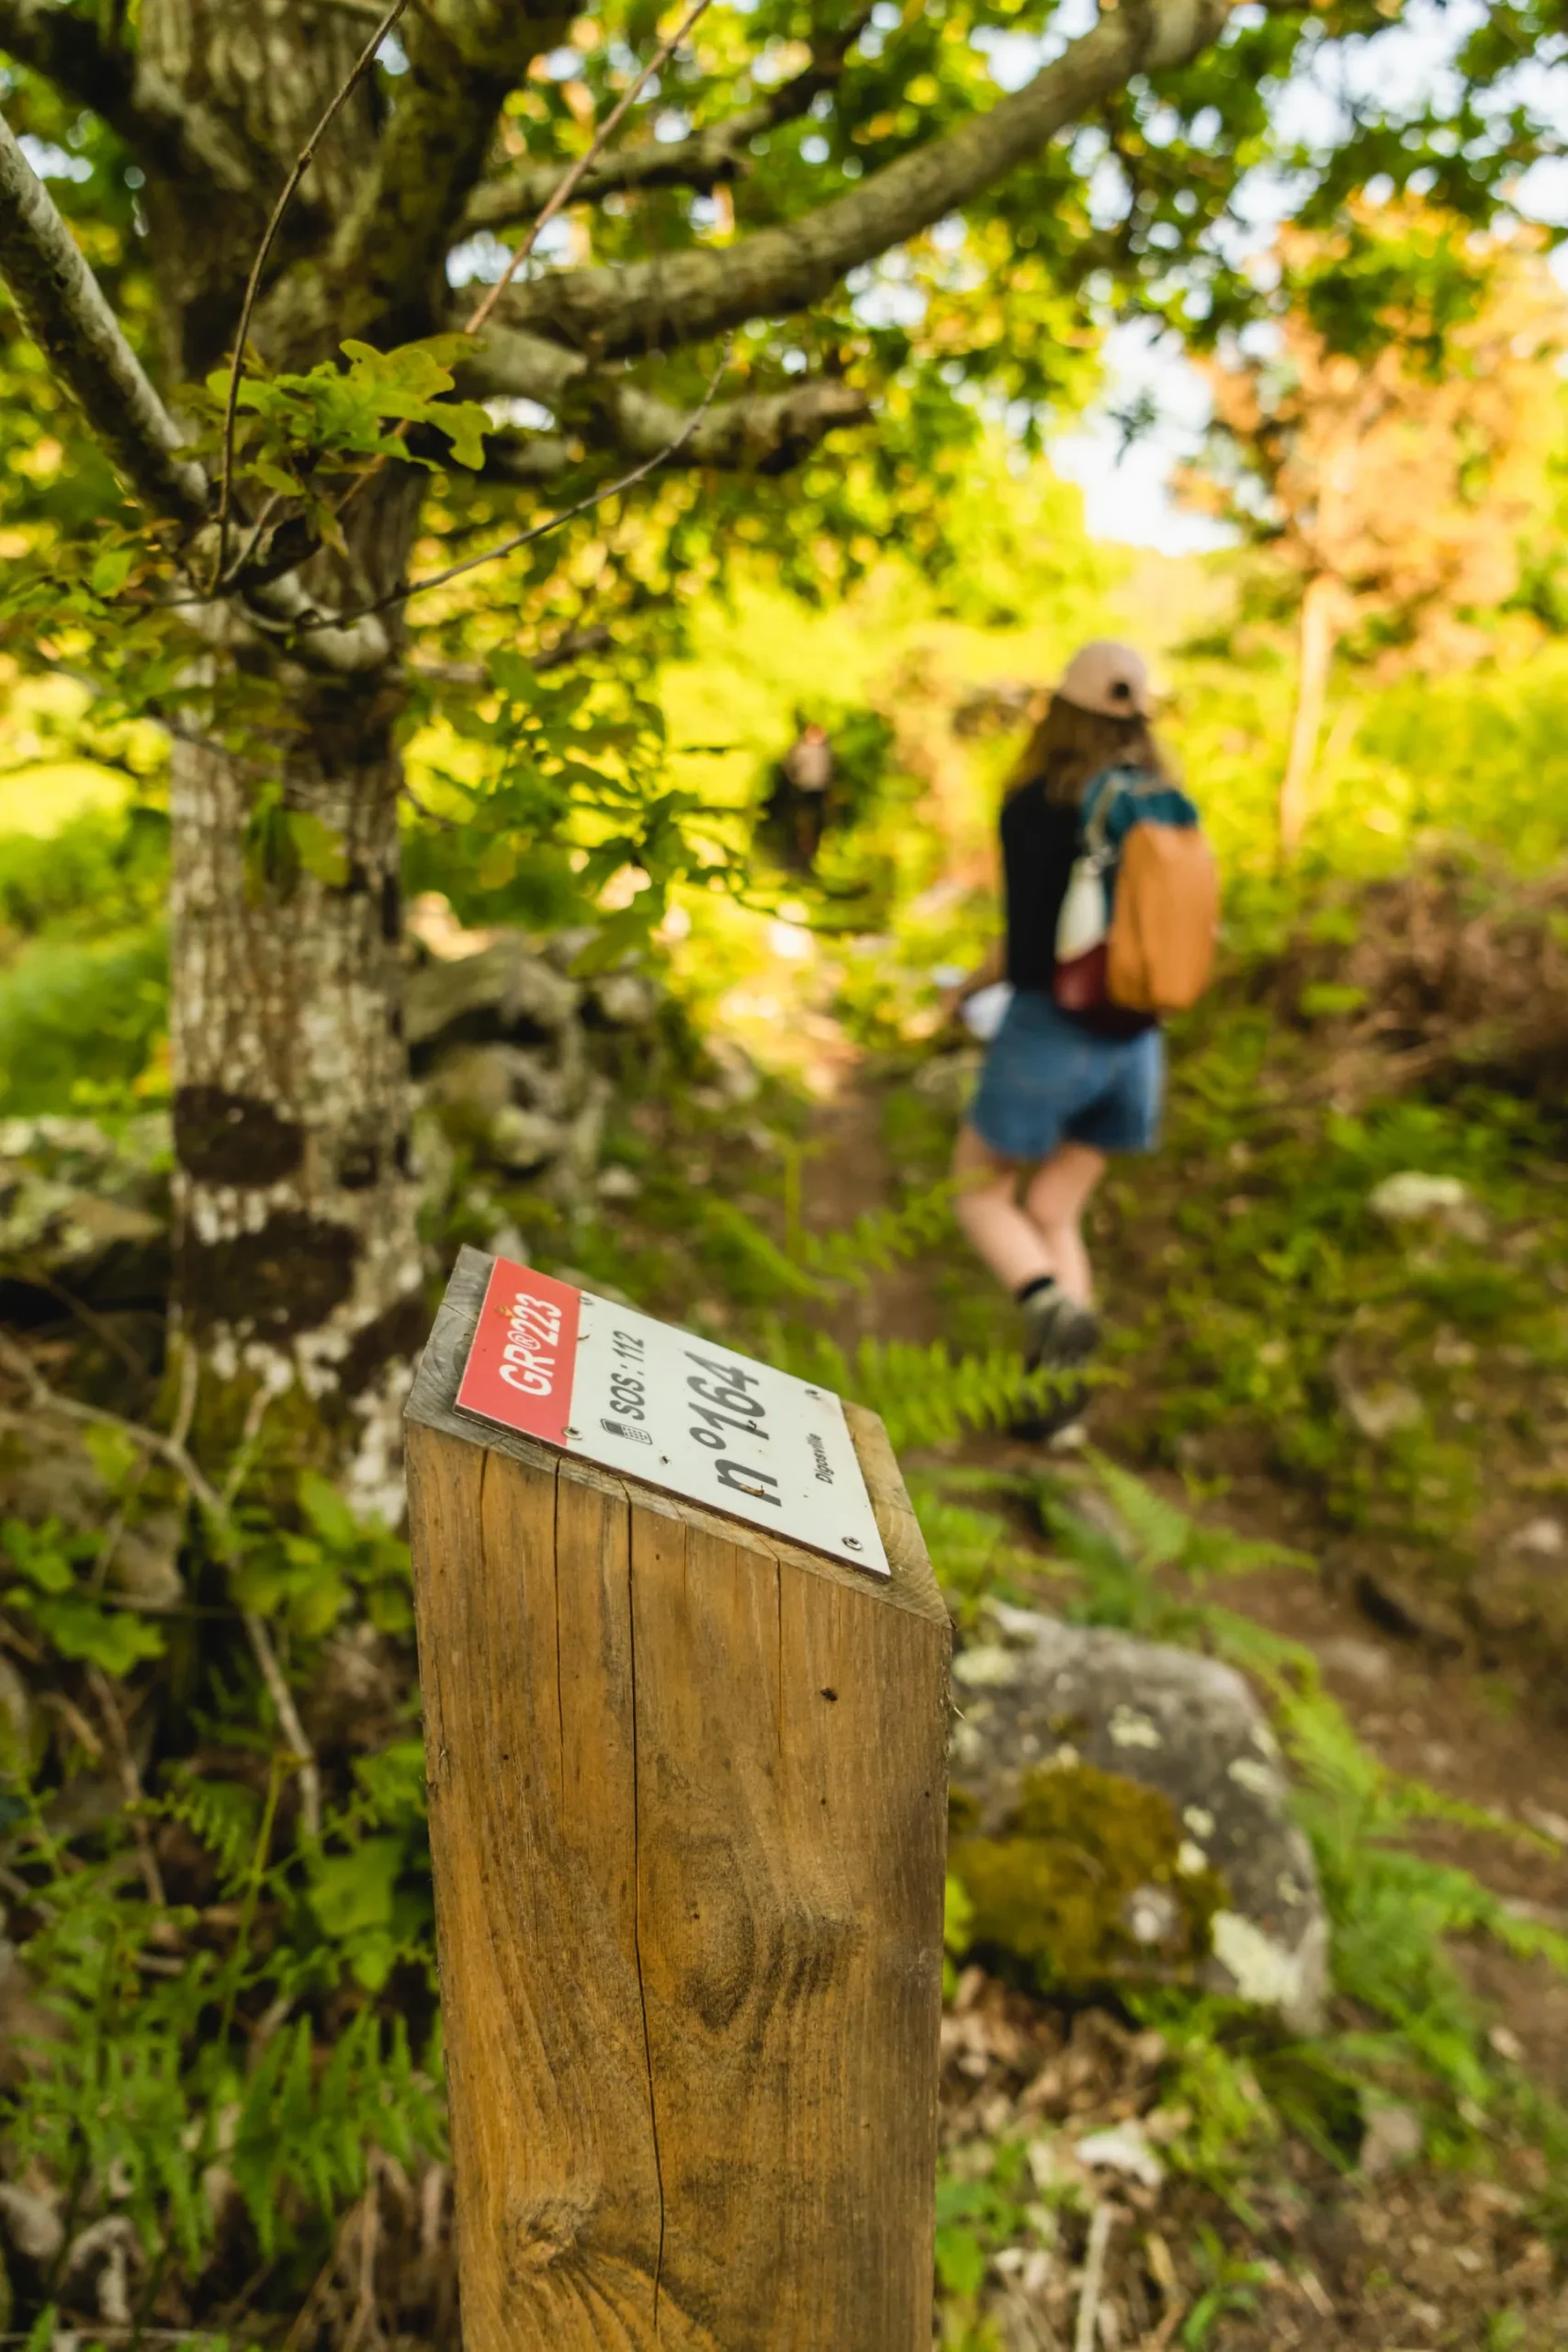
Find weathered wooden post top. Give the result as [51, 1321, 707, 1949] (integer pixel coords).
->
[405, 1245, 952, 2351]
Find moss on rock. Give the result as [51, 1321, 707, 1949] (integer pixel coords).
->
[950, 1759, 1228, 1991]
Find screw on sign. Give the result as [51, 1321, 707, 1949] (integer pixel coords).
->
[402, 1244, 949, 2349]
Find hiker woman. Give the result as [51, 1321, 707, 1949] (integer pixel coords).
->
[945, 639, 1206, 1375]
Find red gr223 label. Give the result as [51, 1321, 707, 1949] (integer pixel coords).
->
[454, 1257, 581, 1443]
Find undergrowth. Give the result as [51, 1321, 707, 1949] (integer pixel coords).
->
[925, 1454, 1568, 2266]
[5, 876, 1568, 2342]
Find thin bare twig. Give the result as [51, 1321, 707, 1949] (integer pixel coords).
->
[1075, 2205, 1117, 2352]
[464, 0, 719, 339]
[241, 1610, 321, 1842]
[341, 2157, 382, 2352]
[0, 1331, 322, 1841]
[312, 340, 731, 628]
[86, 1664, 168, 1906]
[212, 0, 414, 582]
[221, 1383, 271, 1512]
[8, 1262, 150, 1383]
[169, 1335, 200, 1456]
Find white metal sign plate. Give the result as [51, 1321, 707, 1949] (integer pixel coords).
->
[454, 1255, 890, 1577]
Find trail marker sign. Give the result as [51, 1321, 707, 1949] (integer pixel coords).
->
[404, 1245, 950, 2350]
[455, 1254, 890, 1576]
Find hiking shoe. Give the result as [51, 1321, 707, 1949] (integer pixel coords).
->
[1012, 1289, 1099, 1442]
[1021, 1286, 1100, 1372]
[1010, 1374, 1089, 1445]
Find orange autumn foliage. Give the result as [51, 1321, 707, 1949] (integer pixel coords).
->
[1182, 210, 1568, 844]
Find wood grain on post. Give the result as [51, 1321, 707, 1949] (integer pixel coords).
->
[406, 1246, 951, 2352]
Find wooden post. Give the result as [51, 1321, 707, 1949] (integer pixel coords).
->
[405, 1246, 951, 2352]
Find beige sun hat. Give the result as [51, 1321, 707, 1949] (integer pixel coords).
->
[1055, 639, 1154, 718]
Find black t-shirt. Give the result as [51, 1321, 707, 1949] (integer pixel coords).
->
[999, 783, 1080, 992]
[998, 778, 1155, 1035]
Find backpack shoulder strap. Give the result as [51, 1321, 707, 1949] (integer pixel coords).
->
[1079, 765, 1138, 860]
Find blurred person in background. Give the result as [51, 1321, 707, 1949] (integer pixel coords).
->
[945, 639, 1207, 1395]
[761, 717, 838, 871]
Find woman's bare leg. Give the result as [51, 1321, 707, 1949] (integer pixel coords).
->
[952, 1124, 1055, 1292]
[1021, 1142, 1107, 1306]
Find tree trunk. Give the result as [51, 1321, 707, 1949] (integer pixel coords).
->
[168, 669, 422, 1516]
[141, 0, 428, 1497]
[1279, 572, 1338, 858]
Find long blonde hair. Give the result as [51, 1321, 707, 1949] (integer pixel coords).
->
[1008, 693, 1171, 808]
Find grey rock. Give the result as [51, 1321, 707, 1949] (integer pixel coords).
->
[1369, 1170, 1485, 1240]
[0, 1117, 170, 1310]
[592, 970, 661, 1028]
[1316, 1635, 1393, 1687]
[0, 2181, 63, 2264]
[503, 1046, 577, 1120]
[541, 924, 600, 975]
[596, 1165, 642, 1204]
[0, 1655, 34, 1766]
[702, 1035, 761, 1107]
[406, 933, 578, 1050]
[489, 1105, 569, 1173]
[426, 1043, 517, 1126]
[410, 1108, 457, 1211]
[1359, 2102, 1423, 2177]
[1341, 1382, 1424, 1442]
[562, 1080, 611, 1180]
[428, 1042, 580, 1128]
[0, 1430, 185, 1616]
[107, 1510, 185, 1610]
[950, 1600, 1328, 2030]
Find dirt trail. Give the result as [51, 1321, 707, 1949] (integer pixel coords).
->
[803, 1060, 1568, 2090]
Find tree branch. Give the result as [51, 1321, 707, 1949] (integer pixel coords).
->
[459, 17, 872, 237]
[463, 0, 717, 339]
[0, 0, 256, 194]
[479, 375, 869, 481]
[460, 320, 589, 407]
[462, 118, 757, 234]
[0, 108, 393, 670]
[313, 341, 733, 628]
[413, 622, 613, 685]
[326, 0, 575, 345]
[588, 376, 873, 471]
[479, 426, 578, 484]
[0, 100, 209, 524]
[489, 0, 1236, 358]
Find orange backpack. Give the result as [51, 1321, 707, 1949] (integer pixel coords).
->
[1054, 769, 1219, 1019]
[1108, 817, 1220, 1014]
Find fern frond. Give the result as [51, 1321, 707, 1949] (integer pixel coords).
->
[158, 1776, 263, 1895]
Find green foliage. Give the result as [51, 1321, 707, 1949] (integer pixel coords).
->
[782, 1329, 1093, 1453]
[1, 1516, 165, 1673]
[0, 926, 166, 1114]
[196, 340, 491, 547]
[906, 1476, 1055, 1631]
[942, 1459, 1568, 2200]
[1179, 2226, 1272, 2346]
[231, 1467, 414, 1643]
[406, 648, 741, 962]
[933, 2140, 1043, 2307]
[3, 1766, 443, 2275]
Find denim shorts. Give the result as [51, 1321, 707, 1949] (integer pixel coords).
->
[967, 989, 1165, 1160]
